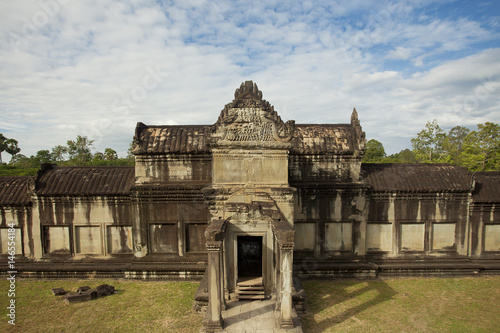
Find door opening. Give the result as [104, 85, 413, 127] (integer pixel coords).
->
[237, 236, 263, 279]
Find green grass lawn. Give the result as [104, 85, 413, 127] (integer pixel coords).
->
[301, 276, 500, 333]
[1, 276, 499, 332]
[0, 279, 203, 333]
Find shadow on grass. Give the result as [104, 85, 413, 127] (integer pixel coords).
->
[302, 279, 397, 332]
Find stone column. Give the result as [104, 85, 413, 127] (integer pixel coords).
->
[131, 198, 147, 258]
[275, 237, 281, 310]
[204, 241, 223, 331]
[220, 239, 226, 309]
[280, 243, 294, 328]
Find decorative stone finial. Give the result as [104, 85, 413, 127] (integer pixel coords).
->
[234, 81, 262, 101]
[351, 107, 359, 124]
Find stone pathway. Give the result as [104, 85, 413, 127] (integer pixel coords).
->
[218, 295, 303, 333]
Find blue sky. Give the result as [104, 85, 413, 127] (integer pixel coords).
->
[1, 0, 499, 158]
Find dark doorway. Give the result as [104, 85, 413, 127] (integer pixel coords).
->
[237, 236, 263, 278]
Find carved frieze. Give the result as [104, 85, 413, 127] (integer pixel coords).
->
[211, 81, 294, 149]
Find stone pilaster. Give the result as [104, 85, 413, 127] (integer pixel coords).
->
[279, 243, 294, 328]
[203, 241, 223, 331]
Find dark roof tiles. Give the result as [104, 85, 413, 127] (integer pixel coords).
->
[133, 125, 211, 154]
[35, 165, 135, 196]
[0, 176, 32, 206]
[133, 123, 362, 155]
[472, 172, 500, 203]
[362, 163, 473, 193]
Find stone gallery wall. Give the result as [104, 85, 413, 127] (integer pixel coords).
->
[1, 82, 499, 278]
[2, 168, 499, 264]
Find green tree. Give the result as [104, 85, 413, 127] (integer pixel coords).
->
[460, 122, 499, 171]
[67, 135, 94, 164]
[386, 149, 417, 163]
[31, 149, 54, 165]
[411, 120, 446, 163]
[0, 133, 7, 164]
[51, 145, 68, 162]
[0, 134, 21, 164]
[93, 152, 105, 162]
[363, 139, 386, 163]
[9, 154, 31, 168]
[104, 148, 118, 160]
[442, 126, 470, 165]
[5, 138, 20, 161]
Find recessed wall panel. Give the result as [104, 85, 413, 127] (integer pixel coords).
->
[107, 226, 133, 254]
[294, 223, 316, 251]
[432, 223, 456, 251]
[149, 224, 177, 253]
[400, 223, 425, 251]
[0, 228, 22, 254]
[43, 226, 70, 254]
[325, 222, 352, 251]
[367, 224, 392, 251]
[484, 224, 500, 252]
[75, 226, 102, 254]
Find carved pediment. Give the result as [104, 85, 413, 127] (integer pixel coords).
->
[211, 81, 294, 148]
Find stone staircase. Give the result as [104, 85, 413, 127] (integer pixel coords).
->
[236, 277, 265, 300]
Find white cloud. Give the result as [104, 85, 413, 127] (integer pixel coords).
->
[0, 0, 499, 158]
[386, 47, 416, 60]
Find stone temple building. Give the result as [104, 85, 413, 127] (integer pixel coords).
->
[1, 81, 499, 329]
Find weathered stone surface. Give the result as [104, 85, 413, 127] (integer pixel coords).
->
[193, 270, 209, 313]
[62, 285, 114, 303]
[51, 288, 66, 296]
[1, 80, 500, 285]
[76, 286, 91, 294]
[95, 284, 115, 297]
[63, 292, 92, 303]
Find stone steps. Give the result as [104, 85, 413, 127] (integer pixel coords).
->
[236, 276, 265, 300]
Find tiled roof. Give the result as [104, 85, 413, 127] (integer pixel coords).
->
[0, 176, 31, 206]
[133, 124, 211, 154]
[35, 164, 135, 196]
[133, 123, 361, 155]
[291, 124, 359, 154]
[472, 172, 500, 203]
[362, 163, 473, 193]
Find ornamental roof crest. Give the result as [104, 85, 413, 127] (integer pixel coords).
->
[211, 81, 294, 148]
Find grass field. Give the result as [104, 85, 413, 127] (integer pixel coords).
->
[300, 277, 500, 333]
[1, 276, 499, 332]
[0, 279, 203, 333]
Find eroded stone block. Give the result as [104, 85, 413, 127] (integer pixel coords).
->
[51, 288, 66, 296]
[96, 284, 115, 296]
[76, 286, 91, 294]
[63, 292, 92, 303]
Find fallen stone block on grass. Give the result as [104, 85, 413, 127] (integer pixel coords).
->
[76, 286, 91, 294]
[96, 284, 115, 296]
[51, 288, 67, 296]
[63, 292, 92, 304]
[58, 284, 115, 303]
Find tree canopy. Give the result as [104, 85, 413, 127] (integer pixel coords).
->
[362, 139, 386, 163]
[1, 135, 134, 176]
[0, 134, 21, 164]
[365, 120, 499, 171]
